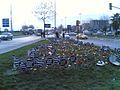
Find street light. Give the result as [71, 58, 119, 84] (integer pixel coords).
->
[54, 0, 56, 31]
[79, 13, 82, 24]
[65, 16, 67, 29]
[10, 0, 13, 32]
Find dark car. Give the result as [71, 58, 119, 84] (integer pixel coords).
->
[0, 32, 13, 40]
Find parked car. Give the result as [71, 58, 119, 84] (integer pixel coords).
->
[76, 33, 88, 39]
[0, 32, 13, 40]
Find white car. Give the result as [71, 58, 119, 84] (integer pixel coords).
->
[0, 32, 13, 40]
[46, 34, 55, 38]
[65, 34, 70, 38]
[60, 33, 70, 38]
[76, 33, 88, 39]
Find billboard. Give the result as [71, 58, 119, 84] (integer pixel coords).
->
[44, 24, 51, 28]
[2, 18, 9, 27]
[67, 25, 71, 30]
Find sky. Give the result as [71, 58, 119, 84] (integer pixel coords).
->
[0, 0, 120, 31]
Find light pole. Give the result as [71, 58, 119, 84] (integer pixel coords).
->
[79, 13, 82, 24]
[54, 0, 56, 31]
[79, 13, 82, 33]
[65, 16, 67, 29]
[10, 0, 13, 32]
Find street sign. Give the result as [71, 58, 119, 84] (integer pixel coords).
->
[44, 24, 51, 28]
[67, 25, 71, 30]
[2, 18, 9, 27]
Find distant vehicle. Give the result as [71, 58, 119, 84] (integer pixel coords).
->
[60, 33, 70, 38]
[83, 30, 92, 35]
[0, 32, 13, 40]
[95, 31, 103, 35]
[46, 34, 55, 38]
[76, 33, 88, 39]
[106, 32, 113, 35]
[35, 29, 42, 36]
[68, 32, 77, 36]
[65, 34, 70, 39]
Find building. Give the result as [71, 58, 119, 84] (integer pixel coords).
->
[82, 23, 91, 31]
[90, 20, 109, 32]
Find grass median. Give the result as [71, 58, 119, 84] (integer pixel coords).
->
[0, 39, 120, 90]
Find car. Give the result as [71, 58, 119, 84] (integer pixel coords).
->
[35, 29, 42, 36]
[76, 33, 88, 39]
[46, 34, 55, 38]
[60, 33, 70, 39]
[0, 32, 13, 40]
[106, 32, 113, 35]
[68, 32, 77, 36]
[65, 34, 70, 39]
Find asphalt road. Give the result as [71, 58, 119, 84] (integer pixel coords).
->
[0, 35, 120, 54]
[0, 35, 42, 54]
[76, 37, 120, 49]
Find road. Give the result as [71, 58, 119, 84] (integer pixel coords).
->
[0, 35, 42, 54]
[76, 37, 120, 49]
[0, 35, 120, 54]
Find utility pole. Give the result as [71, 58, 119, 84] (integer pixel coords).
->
[65, 16, 67, 29]
[79, 13, 82, 33]
[79, 13, 82, 24]
[54, 0, 56, 31]
[10, 1, 13, 32]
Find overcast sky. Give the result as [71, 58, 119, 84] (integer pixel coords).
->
[0, 0, 120, 30]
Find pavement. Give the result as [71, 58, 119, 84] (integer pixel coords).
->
[72, 36, 120, 49]
[0, 35, 43, 54]
[0, 35, 120, 54]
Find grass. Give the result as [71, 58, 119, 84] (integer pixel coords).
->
[0, 39, 120, 90]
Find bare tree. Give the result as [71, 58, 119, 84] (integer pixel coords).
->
[100, 15, 110, 20]
[34, 1, 54, 38]
[99, 15, 109, 35]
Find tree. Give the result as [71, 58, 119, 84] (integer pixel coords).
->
[102, 26, 108, 35]
[111, 13, 120, 34]
[4, 28, 9, 32]
[21, 25, 29, 35]
[22, 25, 28, 30]
[100, 15, 110, 20]
[58, 24, 63, 32]
[29, 25, 35, 29]
[99, 15, 109, 35]
[34, 1, 54, 38]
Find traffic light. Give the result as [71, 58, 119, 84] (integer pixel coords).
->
[109, 3, 112, 10]
[76, 20, 80, 26]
